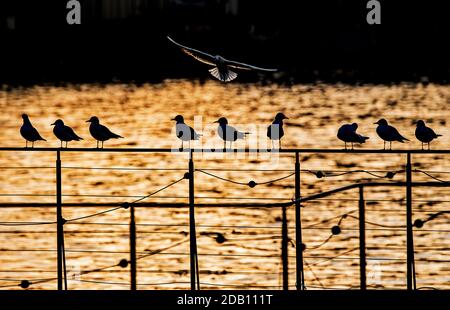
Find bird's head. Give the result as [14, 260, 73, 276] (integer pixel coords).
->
[274, 112, 289, 121]
[21, 114, 29, 120]
[214, 117, 228, 125]
[415, 120, 426, 127]
[171, 115, 184, 123]
[374, 119, 388, 126]
[215, 55, 225, 63]
[351, 123, 358, 130]
[51, 119, 64, 126]
[86, 116, 100, 124]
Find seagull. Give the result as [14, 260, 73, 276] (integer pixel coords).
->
[171, 115, 202, 149]
[214, 117, 250, 149]
[86, 116, 124, 148]
[20, 114, 46, 148]
[415, 120, 442, 150]
[167, 36, 277, 82]
[267, 112, 288, 149]
[337, 123, 369, 150]
[51, 119, 83, 148]
[374, 119, 409, 150]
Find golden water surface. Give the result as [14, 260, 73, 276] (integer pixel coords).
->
[0, 80, 449, 289]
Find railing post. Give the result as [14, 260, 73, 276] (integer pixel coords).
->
[281, 205, 289, 290]
[129, 204, 137, 290]
[188, 150, 199, 290]
[358, 185, 366, 290]
[295, 152, 305, 290]
[56, 150, 66, 290]
[406, 153, 416, 290]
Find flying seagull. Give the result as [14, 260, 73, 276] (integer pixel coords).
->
[20, 114, 46, 148]
[415, 120, 442, 150]
[337, 123, 369, 150]
[171, 115, 202, 150]
[214, 117, 250, 149]
[86, 116, 124, 148]
[51, 119, 83, 148]
[267, 112, 288, 149]
[167, 36, 277, 82]
[374, 119, 409, 150]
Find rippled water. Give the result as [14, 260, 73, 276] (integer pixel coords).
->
[0, 80, 449, 290]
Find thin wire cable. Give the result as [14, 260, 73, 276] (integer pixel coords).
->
[197, 169, 295, 186]
[415, 170, 449, 183]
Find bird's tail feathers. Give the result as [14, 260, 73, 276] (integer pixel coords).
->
[209, 67, 238, 82]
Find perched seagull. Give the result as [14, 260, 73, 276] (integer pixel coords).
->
[51, 119, 83, 148]
[337, 123, 369, 150]
[167, 36, 277, 82]
[20, 114, 46, 148]
[415, 120, 442, 150]
[374, 119, 409, 150]
[214, 117, 250, 149]
[171, 115, 202, 149]
[267, 112, 288, 149]
[86, 116, 123, 148]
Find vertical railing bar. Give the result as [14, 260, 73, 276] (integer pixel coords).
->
[188, 150, 199, 290]
[295, 151, 305, 290]
[130, 204, 137, 290]
[281, 204, 289, 290]
[406, 152, 415, 290]
[56, 150, 64, 290]
[359, 185, 367, 290]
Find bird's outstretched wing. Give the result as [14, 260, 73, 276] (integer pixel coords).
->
[167, 36, 216, 66]
[224, 59, 278, 72]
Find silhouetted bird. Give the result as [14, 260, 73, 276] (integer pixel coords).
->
[267, 112, 288, 149]
[214, 117, 250, 149]
[171, 115, 202, 149]
[374, 119, 409, 150]
[51, 119, 83, 148]
[20, 114, 46, 148]
[167, 36, 277, 82]
[337, 123, 369, 150]
[86, 116, 123, 148]
[415, 120, 442, 150]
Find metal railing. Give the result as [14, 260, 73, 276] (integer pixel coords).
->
[0, 147, 449, 290]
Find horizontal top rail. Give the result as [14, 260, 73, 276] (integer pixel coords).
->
[0, 147, 450, 154]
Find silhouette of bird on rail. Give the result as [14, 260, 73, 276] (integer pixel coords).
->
[167, 36, 277, 82]
[20, 114, 46, 148]
[415, 120, 442, 150]
[337, 123, 369, 150]
[86, 116, 123, 148]
[267, 112, 288, 149]
[374, 119, 409, 150]
[51, 119, 83, 148]
[171, 115, 202, 150]
[214, 117, 250, 149]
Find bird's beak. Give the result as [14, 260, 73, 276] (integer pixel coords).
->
[285, 117, 289, 120]
[213, 120, 219, 123]
[373, 122, 379, 124]
[50, 122, 55, 126]
[86, 120, 91, 123]
[171, 118, 175, 121]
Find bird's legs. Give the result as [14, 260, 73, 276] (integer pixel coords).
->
[32, 141, 34, 148]
[421, 142, 424, 150]
[101, 141, 104, 149]
[65, 141, 69, 148]
[428, 142, 431, 150]
[344, 142, 347, 150]
[96, 140, 99, 149]
[60, 140, 63, 148]
[383, 141, 386, 150]
[351, 142, 354, 150]
[389, 141, 392, 150]
[25, 141, 28, 148]
[279, 139, 282, 150]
